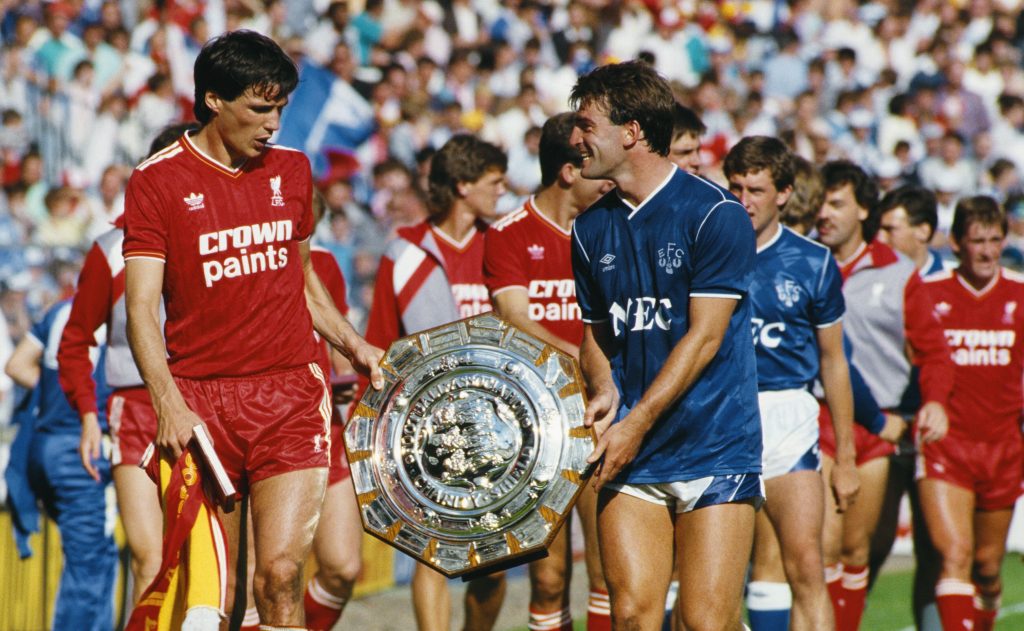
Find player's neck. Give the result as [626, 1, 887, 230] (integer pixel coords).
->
[532, 187, 577, 231]
[833, 234, 866, 264]
[755, 219, 782, 250]
[911, 247, 931, 272]
[613, 156, 674, 207]
[433, 204, 477, 242]
[191, 125, 246, 170]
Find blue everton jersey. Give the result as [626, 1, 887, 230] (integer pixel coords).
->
[28, 300, 109, 434]
[751, 226, 845, 391]
[571, 167, 762, 483]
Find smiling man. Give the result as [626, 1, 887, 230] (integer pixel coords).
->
[569, 61, 762, 631]
[919, 197, 1024, 631]
[123, 30, 383, 629]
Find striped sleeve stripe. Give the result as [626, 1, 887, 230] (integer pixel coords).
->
[123, 252, 167, 262]
[136, 145, 183, 171]
[490, 285, 528, 297]
[690, 292, 742, 299]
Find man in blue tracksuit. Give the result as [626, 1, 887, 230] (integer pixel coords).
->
[4, 298, 117, 630]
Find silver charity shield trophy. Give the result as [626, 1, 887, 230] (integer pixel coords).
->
[344, 313, 594, 578]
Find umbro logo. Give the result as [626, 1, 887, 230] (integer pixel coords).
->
[600, 254, 616, 272]
[528, 244, 545, 260]
[184, 192, 205, 211]
[935, 301, 951, 317]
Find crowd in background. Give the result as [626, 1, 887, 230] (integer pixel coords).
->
[2, 0, 1024, 428]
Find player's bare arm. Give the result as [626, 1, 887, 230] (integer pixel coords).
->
[125, 258, 204, 460]
[587, 296, 736, 489]
[4, 335, 42, 388]
[579, 321, 619, 442]
[492, 289, 581, 357]
[298, 239, 384, 389]
[817, 322, 860, 511]
[78, 410, 103, 481]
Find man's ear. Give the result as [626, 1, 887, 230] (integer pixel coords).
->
[913, 222, 933, 245]
[456, 181, 469, 198]
[204, 91, 222, 116]
[623, 120, 642, 148]
[559, 162, 577, 187]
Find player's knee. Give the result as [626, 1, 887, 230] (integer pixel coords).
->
[317, 553, 361, 589]
[783, 545, 826, 588]
[938, 537, 973, 573]
[677, 601, 741, 631]
[255, 557, 304, 604]
[972, 551, 1005, 585]
[530, 565, 568, 607]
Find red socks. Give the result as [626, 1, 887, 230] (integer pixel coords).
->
[936, 579, 976, 631]
[834, 564, 867, 631]
[587, 588, 612, 631]
[303, 577, 345, 631]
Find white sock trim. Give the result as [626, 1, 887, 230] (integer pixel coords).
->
[307, 576, 345, 609]
[746, 581, 793, 610]
[242, 607, 260, 626]
[588, 589, 611, 615]
[936, 578, 975, 597]
[527, 606, 572, 630]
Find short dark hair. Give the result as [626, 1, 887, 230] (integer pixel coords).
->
[877, 186, 938, 240]
[427, 134, 507, 215]
[822, 160, 879, 238]
[821, 160, 878, 212]
[569, 61, 674, 156]
[723, 136, 794, 192]
[539, 113, 583, 188]
[672, 103, 706, 141]
[193, 30, 298, 124]
[148, 121, 200, 157]
[951, 195, 1007, 242]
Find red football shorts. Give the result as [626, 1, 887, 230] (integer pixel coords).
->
[108, 386, 158, 467]
[174, 363, 332, 489]
[917, 432, 1024, 511]
[818, 401, 895, 466]
[328, 421, 350, 485]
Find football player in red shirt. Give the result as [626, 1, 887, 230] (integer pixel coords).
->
[919, 196, 1024, 631]
[362, 134, 508, 631]
[484, 112, 613, 631]
[123, 31, 382, 627]
[58, 123, 196, 607]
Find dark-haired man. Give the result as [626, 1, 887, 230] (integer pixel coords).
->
[484, 112, 613, 631]
[724, 136, 857, 631]
[123, 31, 383, 627]
[668, 103, 706, 175]
[363, 133, 508, 631]
[570, 60, 762, 631]
[815, 161, 953, 631]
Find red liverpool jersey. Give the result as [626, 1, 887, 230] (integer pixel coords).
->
[925, 267, 1024, 442]
[431, 224, 492, 318]
[484, 197, 582, 346]
[123, 135, 319, 378]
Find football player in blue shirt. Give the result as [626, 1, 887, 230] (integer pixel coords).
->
[4, 299, 116, 631]
[724, 136, 859, 631]
[569, 61, 763, 631]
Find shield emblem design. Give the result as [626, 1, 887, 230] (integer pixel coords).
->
[344, 314, 593, 577]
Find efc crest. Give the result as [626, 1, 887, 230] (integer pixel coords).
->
[775, 277, 802, 308]
[658, 243, 683, 275]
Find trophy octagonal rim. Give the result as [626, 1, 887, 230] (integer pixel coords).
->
[344, 313, 594, 577]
